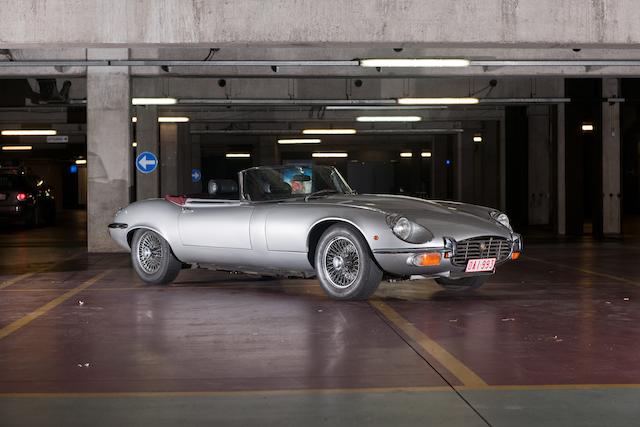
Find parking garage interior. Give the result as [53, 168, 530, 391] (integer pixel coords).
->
[2, 2, 640, 426]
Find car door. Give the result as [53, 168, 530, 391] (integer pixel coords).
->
[178, 200, 254, 249]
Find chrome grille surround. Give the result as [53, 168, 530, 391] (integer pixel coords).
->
[451, 236, 512, 266]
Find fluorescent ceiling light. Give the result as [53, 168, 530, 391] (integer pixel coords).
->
[312, 152, 348, 158]
[75, 159, 87, 165]
[473, 135, 483, 142]
[303, 129, 356, 135]
[325, 106, 447, 111]
[397, 97, 479, 105]
[225, 153, 251, 158]
[421, 152, 432, 158]
[158, 117, 190, 123]
[357, 116, 421, 122]
[2, 145, 32, 151]
[131, 117, 137, 123]
[1, 129, 57, 136]
[278, 138, 321, 144]
[581, 123, 594, 131]
[400, 152, 413, 158]
[131, 98, 177, 105]
[360, 59, 470, 68]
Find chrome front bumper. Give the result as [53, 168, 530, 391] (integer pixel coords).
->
[372, 234, 523, 278]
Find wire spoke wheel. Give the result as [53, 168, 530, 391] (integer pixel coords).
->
[323, 236, 360, 289]
[136, 231, 164, 274]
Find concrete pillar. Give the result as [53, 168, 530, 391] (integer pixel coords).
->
[160, 123, 178, 195]
[86, 48, 130, 252]
[258, 137, 279, 165]
[527, 105, 552, 225]
[135, 106, 159, 200]
[190, 134, 202, 194]
[602, 78, 622, 234]
[557, 103, 566, 235]
[458, 130, 475, 203]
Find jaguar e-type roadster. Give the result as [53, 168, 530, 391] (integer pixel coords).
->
[108, 165, 522, 300]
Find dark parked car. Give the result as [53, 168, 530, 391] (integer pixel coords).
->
[0, 170, 56, 226]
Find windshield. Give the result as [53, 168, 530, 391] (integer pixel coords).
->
[242, 165, 353, 201]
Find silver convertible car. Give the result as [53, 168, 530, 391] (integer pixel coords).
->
[109, 165, 522, 300]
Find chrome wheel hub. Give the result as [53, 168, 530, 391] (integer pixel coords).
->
[323, 236, 360, 289]
[137, 231, 163, 274]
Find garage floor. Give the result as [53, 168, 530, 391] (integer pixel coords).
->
[2, 215, 640, 426]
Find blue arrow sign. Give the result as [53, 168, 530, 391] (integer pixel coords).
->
[191, 168, 202, 183]
[136, 151, 158, 174]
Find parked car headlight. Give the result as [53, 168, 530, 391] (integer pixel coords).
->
[490, 211, 512, 231]
[386, 214, 434, 244]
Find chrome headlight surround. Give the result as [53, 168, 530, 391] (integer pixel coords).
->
[386, 214, 434, 244]
[490, 211, 512, 231]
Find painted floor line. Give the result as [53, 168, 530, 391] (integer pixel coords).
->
[525, 255, 639, 286]
[2, 383, 640, 399]
[0, 269, 112, 341]
[0, 273, 35, 290]
[0, 250, 86, 290]
[370, 300, 488, 388]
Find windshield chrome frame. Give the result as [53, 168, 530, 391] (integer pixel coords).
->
[238, 165, 352, 202]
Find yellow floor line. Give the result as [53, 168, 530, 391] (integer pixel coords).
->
[370, 300, 488, 388]
[0, 269, 112, 341]
[0, 273, 34, 290]
[525, 255, 639, 286]
[3, 383, 640, 399]
[0, 250, 86, 290]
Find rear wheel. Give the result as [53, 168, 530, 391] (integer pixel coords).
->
[315, 224, 382, 300]
[435, 276, 488, 292]
[131, 229, 182, 284]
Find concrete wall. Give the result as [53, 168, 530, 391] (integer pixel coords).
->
[2, 1, 640, 47]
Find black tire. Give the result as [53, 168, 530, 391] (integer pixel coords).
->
[315, 224, 382, 300]
[435, 276, 488, 292]
[131, 229, 182, 285]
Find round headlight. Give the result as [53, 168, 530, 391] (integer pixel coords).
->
[392, 217, 412, 240]
[386, 214, 434, 243]
[491, 211, 512, 231]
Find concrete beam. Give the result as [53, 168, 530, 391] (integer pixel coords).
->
[2, 1, 640, 48]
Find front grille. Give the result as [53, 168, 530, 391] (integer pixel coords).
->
[452, 236, 512, 266]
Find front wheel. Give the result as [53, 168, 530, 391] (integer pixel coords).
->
[315, 225, 382, 300]
[131, 229, 182, 284]
[435, 276, 488, 292]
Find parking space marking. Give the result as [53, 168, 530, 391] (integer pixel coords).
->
[2, 383, 637, 399]
[525, 255, 639, 286]
[0, 250, 86, 290]
[370, 300, 488, 388]
[0, 269, 112, 341]
[0, 273, 35, 290]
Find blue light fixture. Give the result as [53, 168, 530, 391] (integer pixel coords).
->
[69, 165, 78, 174]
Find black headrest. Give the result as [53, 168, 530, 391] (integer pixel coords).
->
[208, 179, 238, 195]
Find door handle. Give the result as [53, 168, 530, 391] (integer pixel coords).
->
[181, 207, 194, 213]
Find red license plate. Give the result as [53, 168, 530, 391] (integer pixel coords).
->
[465, 258, 496, 273]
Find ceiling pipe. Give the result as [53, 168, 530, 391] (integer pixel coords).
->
[3, 59, 640, 67]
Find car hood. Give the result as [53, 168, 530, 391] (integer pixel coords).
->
[305, 194, 513, 240]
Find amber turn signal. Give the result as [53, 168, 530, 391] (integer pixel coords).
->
[413, 252, 442, 267]
[511, 252, 521, 260]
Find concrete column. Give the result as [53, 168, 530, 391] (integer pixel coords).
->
[499, 117, 507, 211]
[258, 137, 279, 165]
[135, 106, 159, 200]
[86, 48, 130, 252]
[527, 105, 552, 225]
[602, 78, 622, 234]
[557, 103, 566, 235]
[160, 123, 178, 195]
[190, 134, 202, 194]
